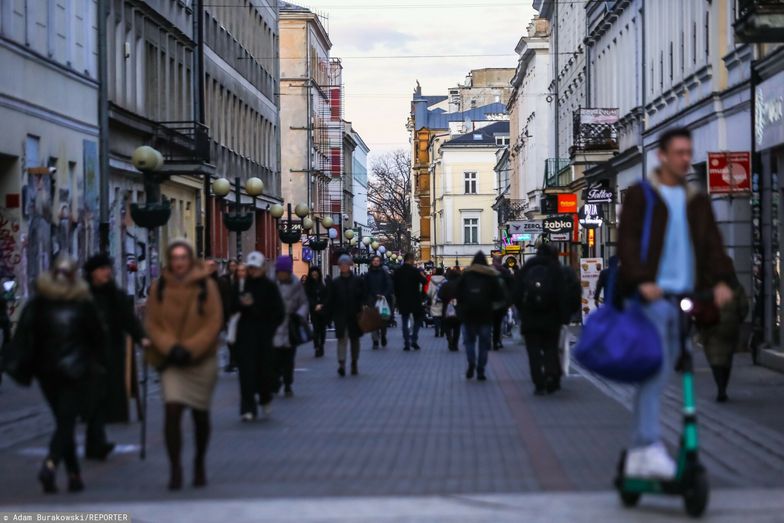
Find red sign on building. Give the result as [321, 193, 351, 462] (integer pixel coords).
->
[557, 193, 578, 214]
[708, 152, 751, 193]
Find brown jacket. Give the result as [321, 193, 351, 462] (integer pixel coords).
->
[145, 264, 223, 362]
[618, 173, 733, 295]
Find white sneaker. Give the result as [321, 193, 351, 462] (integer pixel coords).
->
[241, 412, 255, 422]
[625, 443, 676, 480]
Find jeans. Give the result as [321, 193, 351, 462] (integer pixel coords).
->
[633, 299, 680, 447]
[401, 312, 422, 347]
[463, 323, 492, 371]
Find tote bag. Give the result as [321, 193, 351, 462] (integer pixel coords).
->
[574, 181, 663, 383]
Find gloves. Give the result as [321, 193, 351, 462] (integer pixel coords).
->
[167, 345, 192, 367]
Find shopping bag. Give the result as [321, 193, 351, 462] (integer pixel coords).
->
[358, 306, 384, 333]
[375, 296, 392, 321]
[445, 299, 458, 319]
[226, 312, 240, 344]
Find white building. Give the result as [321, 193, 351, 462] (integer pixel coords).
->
[0, 0, 100, 296]
[351, 129, 370, 231]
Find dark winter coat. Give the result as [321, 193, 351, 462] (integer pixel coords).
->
[215, 273, 234, 326]
[235, 275, 285, 357]
[698, 282, 749, 367]
[393, 264, 427, 315]
[618, 173, 734, 296]
[515, 254, 571, 335]
[304, 273, 328, 316]
[326, 273, 366, 338]
[363, 266, 393, 304]
[455, 264, 506, 324]
[89, 281, 146, 423]
[6, 274, 105, 386]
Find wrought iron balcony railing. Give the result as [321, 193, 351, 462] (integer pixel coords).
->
[735, 0, 784, 42]
[495, 198, 529, 224]
[572, 108, 619, 152]
[153, 120, 211, 164]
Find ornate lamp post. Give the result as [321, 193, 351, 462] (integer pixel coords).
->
[212, 176, 265, 260]
[271, 202, 310, 256]
[305, 215, 332, 265]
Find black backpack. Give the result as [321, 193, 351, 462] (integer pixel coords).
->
[460, 274, 487, 315]
[521, 263, 559, 310]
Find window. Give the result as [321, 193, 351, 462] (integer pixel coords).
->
[464, 172, 477, 194]
[464, 218, 479, 244]
[496, 136, 510, 146]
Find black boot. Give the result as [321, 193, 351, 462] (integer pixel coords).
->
[67, 474, 85, 493]
[712, 365, 730, 402]
[38, 459, 57, 494]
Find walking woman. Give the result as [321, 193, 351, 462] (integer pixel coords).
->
[272, 256, 309, 396]
[145, 240, 223, 490]
[5, 256, 105, 493]
[304, 266, 328, 358]
[438, 268, 462, 352]
[326, 255, 365, 376]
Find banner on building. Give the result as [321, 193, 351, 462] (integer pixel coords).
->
[585, 179, 615, 204]
[580, 258, 604, 321]
[578, 108, 619, 125]
[708, 152, 751, 193]
[557, 193, 578, 214]
[508, 220, 543, 235]
[544, 215, 574, 241]
[578, 204, 604, 229]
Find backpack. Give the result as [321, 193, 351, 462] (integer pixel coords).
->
[460, 274, 488, 315]
[520, 263, 559, 310]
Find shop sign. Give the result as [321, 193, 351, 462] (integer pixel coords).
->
[578, 204, 604, 229]
[544, 215, 574, 235]
[549, 232, 571, 241]
[585, 180, 614, 204]
[579, 108, 619, 125]
[708, 152, 751, 193]
[580, 258, 604, 321]
[756, 68, 784, 152]
[508, 220, 543, 235]
[557, 193, 578, 214]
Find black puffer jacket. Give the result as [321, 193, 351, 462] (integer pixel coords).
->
[326, 273, 366, 338]
[9, 274, 105, 384]
[393, 264, 427, 315]
[363, 266, 393, 304]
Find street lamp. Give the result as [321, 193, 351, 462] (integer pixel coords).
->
[212, 176, 265, 260]
[274, 203, 310, 256]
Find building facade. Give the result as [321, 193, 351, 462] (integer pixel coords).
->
[0, 0, 100, 298]
[432, 121, 509, 268]
[350, 128, 370, 232]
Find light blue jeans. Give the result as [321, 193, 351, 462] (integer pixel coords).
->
[632, 299, 681, 447]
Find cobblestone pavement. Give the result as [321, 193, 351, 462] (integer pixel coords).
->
[1, 325, 783, 521]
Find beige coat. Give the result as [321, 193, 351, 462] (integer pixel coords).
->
[145, 265, 223, 363]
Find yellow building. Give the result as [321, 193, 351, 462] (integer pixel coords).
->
[432, 121, 510, 268]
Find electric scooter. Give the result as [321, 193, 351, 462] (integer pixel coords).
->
[614, 294, 710, 518]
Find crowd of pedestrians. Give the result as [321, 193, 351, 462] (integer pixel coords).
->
[0, 129, 748, 493]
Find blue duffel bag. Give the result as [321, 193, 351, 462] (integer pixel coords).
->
[574, 181, 662, 383]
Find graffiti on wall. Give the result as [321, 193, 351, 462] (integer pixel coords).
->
[0, 210, 21, 279]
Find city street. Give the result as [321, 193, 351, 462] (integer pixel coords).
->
[1, 326, 783, 521]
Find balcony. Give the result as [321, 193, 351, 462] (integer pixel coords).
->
[572, 108, 619, 153]
[544, 158, 571, 188]
[153, 121, 213, 176]
[735, 0, 784, 42]
[495, 198, 528, 224]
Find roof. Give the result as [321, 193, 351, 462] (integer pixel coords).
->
[412, 100, 508, 131]
[279, 1, 310, 12]
[442, 121, 510, 148]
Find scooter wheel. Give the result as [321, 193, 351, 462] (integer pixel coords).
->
[683, 470, 709, 518]
[620, 491, 641, 507]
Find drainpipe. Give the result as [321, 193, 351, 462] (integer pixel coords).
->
[553, 0, 560, 162]
[195, 0, 210, 257]
[98, 0, 110, 253]
[640, 0, 647, 178]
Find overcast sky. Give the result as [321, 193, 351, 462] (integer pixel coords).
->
[292, 0, 536, 160]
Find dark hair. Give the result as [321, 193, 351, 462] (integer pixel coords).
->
[404, 253, 415, 263]
[471, 251, 488, 266]
[658, 127, 692, 151]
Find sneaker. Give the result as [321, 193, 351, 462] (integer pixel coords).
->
[624, 443, 676, 480]
[241, 412, 255, 422]
[466, 364, 475, 380]
[412, 342, 421, 351]
[477, 369, 487, 381]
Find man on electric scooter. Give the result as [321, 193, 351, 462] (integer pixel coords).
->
[617, 127, 734, 479]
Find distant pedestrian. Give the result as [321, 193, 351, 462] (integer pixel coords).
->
[491, 253, 514, 350]
[304, 266, 328, 358]
[515, 244, 576, 395]
[697, 267, 748, 402]
[427, 267, 447, 338]
[6, 256, 105, 493]
[326, 255, 365, 376]
[437, 268, 462, 352]
[272, 256, 309, 397]
[206, 258, 235, 373]
[393, 253, 427, 351]
[145, 240, 224, 490]
[456, 252, 505, 380]
[363, 255, 393, 349]
[83, 254, 149, 461]
[234, 252, 284, 420]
